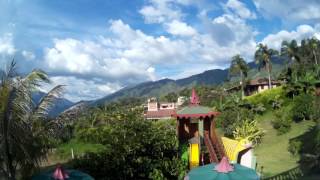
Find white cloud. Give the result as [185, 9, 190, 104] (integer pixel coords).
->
[0, 33, 16, 56]
[225, 0, 256, 19]
[40, 76, 122, 102]
[261, 24, 320, 50]
[139, 0, 182, 23]
[22, 50, 35, 60]
[253, 0, 320, 23]
[165, 20, 197, 36]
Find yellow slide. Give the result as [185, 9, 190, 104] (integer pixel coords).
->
[189, 143, 199, 169]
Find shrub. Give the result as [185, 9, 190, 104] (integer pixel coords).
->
[216, 108, 254, 137]
[71, 118, 187, 179]
[245, 86, 286, 109]
[291, 94, 314, 122]
[272, 110, 292, 135]
[233, 119, 264, 145]
[288, 140, 302, 155]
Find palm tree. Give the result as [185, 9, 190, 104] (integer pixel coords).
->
[281, 40, 301, 82]
[254, 43, 279, 89]
[0, 61, 64, 179]
[309, 37, 319, 65]
[229, 54, 249, 99]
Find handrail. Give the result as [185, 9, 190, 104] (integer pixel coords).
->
[204, 132, 219, 163]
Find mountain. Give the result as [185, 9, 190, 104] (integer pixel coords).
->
[93, 58, 286, 105]
[32, 91, 75, 117]
[93, 69, 229, 105]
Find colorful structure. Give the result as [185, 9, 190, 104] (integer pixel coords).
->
[173, 89, 225, 169]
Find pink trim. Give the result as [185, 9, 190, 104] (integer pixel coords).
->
[53, 164, 69, 180]
[214, 156, 234, 173]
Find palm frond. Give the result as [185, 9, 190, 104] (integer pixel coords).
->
[32, 85, 65, 120]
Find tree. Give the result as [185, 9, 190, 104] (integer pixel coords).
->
[281, 40, 301, 82]
[229, 55, 249, 99]
[254, 43, 279, 89]
[0, 61, 64, 179]
[309, 37, 319, 65]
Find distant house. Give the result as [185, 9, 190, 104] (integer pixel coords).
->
[144, 97, 177, 120]
[244, 78, 281, 96]
[226, 78, 282, 96]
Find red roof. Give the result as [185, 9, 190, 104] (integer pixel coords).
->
[144, 109, 176, 119]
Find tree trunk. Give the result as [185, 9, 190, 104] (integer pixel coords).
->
[240, 71, 244, 99]
[313, 49, 318, 65]
[267, 63, 272, 89]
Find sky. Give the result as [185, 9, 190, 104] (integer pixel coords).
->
[1, 0, 320, 102]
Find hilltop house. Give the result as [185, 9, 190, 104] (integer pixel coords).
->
[144, 97, 177, 120]
[226, 78, 282, 96]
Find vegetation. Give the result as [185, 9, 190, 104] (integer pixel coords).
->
[229, 54, 250, 99]
[0, 61, 64, 179]
[255, 43, 279, 89]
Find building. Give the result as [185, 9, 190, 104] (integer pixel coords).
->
[244, 78, 281, 96]
[144, 97, 177, 120]
[226, 78, 282, 96]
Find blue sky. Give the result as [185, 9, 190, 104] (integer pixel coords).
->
[1, 0, 320, 102]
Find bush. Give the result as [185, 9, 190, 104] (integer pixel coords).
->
[288, 140, 302, 155]
[216, 108, 255, 137]
[291, 94, 315, 122]
[71, 118, 187, 179]
[233, 119, 264, 145]
[272, 110, 292, 135]
[245, 87, 286, 110]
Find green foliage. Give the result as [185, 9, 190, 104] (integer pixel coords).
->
[272, 110, 292, 135]
[291, 94, 315, 122]
[245, 86, 286, 109]
[233, 119, 264, 145]
[288, 139, 302, 155]
[72, 116, 187, 179]
[0, 61, 65, 179]
[216, 108, 255, 137]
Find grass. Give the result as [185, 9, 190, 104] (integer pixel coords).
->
[254, 111, 316, 178]
[53, 139, 105, 160]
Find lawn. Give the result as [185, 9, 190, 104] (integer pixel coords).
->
[254, 111, 316, 178]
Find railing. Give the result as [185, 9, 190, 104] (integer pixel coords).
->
[209, 130, 226, 159]
[204, 132, 219, 163]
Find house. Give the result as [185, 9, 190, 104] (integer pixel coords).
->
[226, 78, 282, 96]
[144, 97, 176, 120]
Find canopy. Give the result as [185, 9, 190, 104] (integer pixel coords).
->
[186, 163, 259, 180]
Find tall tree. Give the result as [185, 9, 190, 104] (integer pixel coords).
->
[281, 40, 301, 82]
[254, 43, 278, 89]
[0, 61, 64, 179]
[229, 54, 249, 99]
[309, 37, 319, 65]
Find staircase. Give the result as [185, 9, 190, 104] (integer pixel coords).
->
[204, 131, 225, 163]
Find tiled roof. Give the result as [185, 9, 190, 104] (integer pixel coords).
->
[174, 105, 220, 118]
[248, 78, 281, 86]
[144, 109, 176, 119]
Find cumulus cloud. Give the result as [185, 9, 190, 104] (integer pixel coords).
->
[261, 24, 320, 50]
[40, 76, 122, 102]
[0, 33, 16, 56]
[253, 0, 320, 23]
[139, 0, 182, 23]
[22, 50, 35, 60]
[165, 20, 197, 36]
[225, 0, 256, 19]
